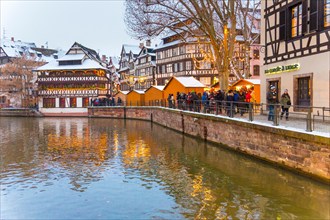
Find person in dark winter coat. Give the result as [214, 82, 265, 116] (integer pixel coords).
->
[267, 86, 278, 121]
[280, 89, 291, 120]
[226, 90, 235, 117]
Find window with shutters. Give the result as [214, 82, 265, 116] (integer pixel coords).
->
[291, 4, 303, 37]
[325, 0, 330, 27]
[279, 10, 286, 40]
[309, 0, 319, 31]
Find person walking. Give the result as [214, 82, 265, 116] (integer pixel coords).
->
[266, 86, 278, 121]
[280, 89, 291, 120]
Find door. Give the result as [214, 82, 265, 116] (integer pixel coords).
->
[297, 77, 310, 106]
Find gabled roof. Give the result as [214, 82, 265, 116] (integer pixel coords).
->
[231, 79, 260, 86]
[164, 76, 205, 90]
[145, 85, 165, 93]
[127, 90, 145, 95]
[123, 44, 141, 55]
[115, 90, 129, 95]
[36, 42, 108, 71]
[57, 53, 85, 61]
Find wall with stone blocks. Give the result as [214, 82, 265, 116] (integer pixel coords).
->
[88, 106, 330, 183]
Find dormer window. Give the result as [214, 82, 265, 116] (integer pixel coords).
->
[59, 60, 81, 65]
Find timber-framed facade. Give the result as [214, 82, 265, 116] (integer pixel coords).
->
[261, 0, 330, 109]
[35, 42, 110, 116]
[154, 34, 217, 87]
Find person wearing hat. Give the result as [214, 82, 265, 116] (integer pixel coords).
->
[280, 89, 291, 120]
[266, 86, 278, 121]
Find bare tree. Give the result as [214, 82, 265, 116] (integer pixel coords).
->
[124, 0, 260, 89]
[0, 55, 41, 106]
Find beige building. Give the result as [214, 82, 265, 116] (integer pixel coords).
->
[261, 0, 330, 110]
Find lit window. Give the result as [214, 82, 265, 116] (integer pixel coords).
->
[291, 4, 302, 37]
[70, 98, 77, 108]
[325, 0, 330, 27]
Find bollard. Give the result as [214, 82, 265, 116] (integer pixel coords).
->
[273, 105, 279, 126]
[306, 107, 312, 132]
[248, 103, 253, 121]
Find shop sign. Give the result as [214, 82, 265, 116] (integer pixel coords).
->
[264, 63, 300, 75]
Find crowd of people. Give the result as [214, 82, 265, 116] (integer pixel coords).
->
[91, 96, 122, 106]
[89, 86, 292, 122]
[167, 87, 256, 117]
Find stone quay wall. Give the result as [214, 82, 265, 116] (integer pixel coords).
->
[89, 106, 329, 183]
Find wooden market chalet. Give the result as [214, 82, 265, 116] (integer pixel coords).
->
[35, 42, 110, 116]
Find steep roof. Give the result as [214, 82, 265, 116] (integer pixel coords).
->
[123, 44, 141, 55]
[36, 42, 108, 71]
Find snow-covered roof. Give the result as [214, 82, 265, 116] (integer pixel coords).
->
[36, 58, 107, 71]
[153, 85, 165, 91]
[57, 53, 85, 61]
[244, 79, 260, 85]
[123, 44, 141, 55]
[1, 38, 60, 63]
[146, 85, 165, 92]
[154, 39, 183, 51]
[135, 90, 145, 94]
[174, 76, 205, 88]
[118, 90, 129, 95]
[128, 90, 145, 95]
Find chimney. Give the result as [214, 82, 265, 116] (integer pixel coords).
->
[139, 42, 144, 49]
[146, 39, 151, 47]
[11, 37, 14, 42]
[102, 55, 107, 62]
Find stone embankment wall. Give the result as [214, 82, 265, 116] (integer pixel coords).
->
[90, 106, 328, 183]
[0, 108, 42, 117]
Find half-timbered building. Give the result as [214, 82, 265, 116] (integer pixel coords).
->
[118, 44, 141, 91]
[154, 33, 217, 87]
[133, 42, 156, 90]
[35, 42, 110, 116]
[261, 0, 330, 108]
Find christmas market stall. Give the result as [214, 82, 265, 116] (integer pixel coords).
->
[144, 85, 165, 106]
[163, 76, 206, 101]
[126, 90, 145, 106]
[230, 79, 260, 103]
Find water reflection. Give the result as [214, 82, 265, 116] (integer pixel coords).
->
[0, 117, 329, 219]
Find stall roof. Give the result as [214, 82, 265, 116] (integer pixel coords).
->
[175, 76, 205, 87]
[145, 85, 165, 92]
[232, 79, 260, 86]
[129, 90, 145, 95]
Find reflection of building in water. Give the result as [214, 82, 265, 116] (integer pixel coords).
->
[45, 119, 117, 192]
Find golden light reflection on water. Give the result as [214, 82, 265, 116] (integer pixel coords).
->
[0, 118, 329, 220]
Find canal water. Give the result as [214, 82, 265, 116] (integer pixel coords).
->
[0, 117, 329, 219]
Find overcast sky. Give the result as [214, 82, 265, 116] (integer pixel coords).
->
[0, 0, 143, 56]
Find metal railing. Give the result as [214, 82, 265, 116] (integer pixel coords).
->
[92, 99, 329, 134]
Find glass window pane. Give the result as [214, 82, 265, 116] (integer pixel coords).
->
[325, 15, 330, 27]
